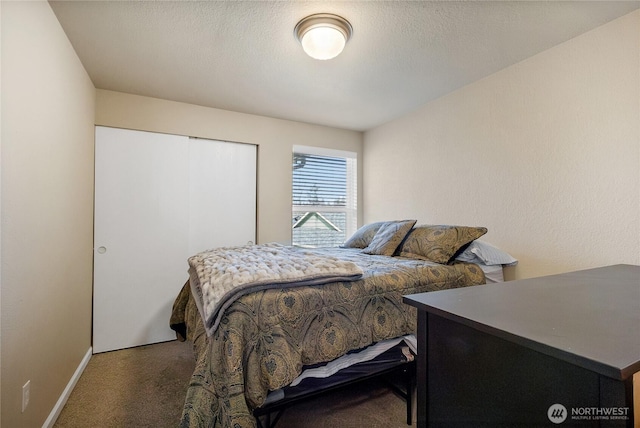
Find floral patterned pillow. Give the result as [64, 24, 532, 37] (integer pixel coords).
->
[398, 225, 488, 264]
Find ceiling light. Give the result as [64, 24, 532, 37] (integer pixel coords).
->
[294, 14, 353, 60]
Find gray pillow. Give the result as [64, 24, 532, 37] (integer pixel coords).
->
[363, 220, 417, 256]
[342, 222, 386, 249]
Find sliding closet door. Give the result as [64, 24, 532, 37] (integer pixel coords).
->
[188, 138, 257, 254]
[94, 127, 257, 353]
[93, 127, 190, 353]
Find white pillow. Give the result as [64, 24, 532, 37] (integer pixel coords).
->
[456, 240, 518, 266]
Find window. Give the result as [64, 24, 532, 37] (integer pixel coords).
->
[292, 146, 357, 248]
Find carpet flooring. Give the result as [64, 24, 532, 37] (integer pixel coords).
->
[54, 340, 416, 428]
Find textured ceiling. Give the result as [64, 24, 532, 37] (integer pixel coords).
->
[49, 1, 639, 131]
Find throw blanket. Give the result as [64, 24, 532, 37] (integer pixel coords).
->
[188, 243, 364, 336]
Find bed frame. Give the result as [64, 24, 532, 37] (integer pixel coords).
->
[253, 342, 416, 428]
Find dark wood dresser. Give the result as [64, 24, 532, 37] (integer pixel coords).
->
[404, 264, 639, 427]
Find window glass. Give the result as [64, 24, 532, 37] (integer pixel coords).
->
[292, 149, 357, 248]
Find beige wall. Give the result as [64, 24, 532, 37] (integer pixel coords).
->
[363, 11, 640, 280]
[95, 90, 364, 244]
[1, 2, 95, 427]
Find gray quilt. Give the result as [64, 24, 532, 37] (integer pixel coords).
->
[188, 243, 364, 336]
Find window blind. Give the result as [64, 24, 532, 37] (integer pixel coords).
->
[292, 150, 357, 248]
[293, 154, 347, 206]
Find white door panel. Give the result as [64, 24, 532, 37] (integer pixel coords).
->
[94, 127, 189, 353]
[94, 127, 257, 353]
[188, 138, 257, 254]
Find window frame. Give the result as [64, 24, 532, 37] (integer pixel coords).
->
[292, 145, 358, 247]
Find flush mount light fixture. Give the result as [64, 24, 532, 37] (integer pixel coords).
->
[294, 13, 353, 60]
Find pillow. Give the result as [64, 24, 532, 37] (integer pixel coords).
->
[342, 221, 386, 249]
[363, 220, 417, 256]
[456, 240, 518, 266]
[398, 225, 488, 264]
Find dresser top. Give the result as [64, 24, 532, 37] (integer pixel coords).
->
[404, 264, 640, 380]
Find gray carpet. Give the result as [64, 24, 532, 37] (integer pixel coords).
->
[54, 340, 416, 427]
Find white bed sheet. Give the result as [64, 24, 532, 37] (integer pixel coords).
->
[479, 263, 504, 283]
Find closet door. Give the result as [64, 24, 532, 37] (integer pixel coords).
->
[188, 138, 257, 254]
[94, 128, 257, 353]
[93, 127, 190, 353]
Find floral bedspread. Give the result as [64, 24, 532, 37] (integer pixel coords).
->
[170, 247, 486, 428]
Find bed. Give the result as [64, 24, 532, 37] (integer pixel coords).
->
[170, 221, 511, 428]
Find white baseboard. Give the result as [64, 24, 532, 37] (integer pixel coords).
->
[42, 347, 92, 428]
